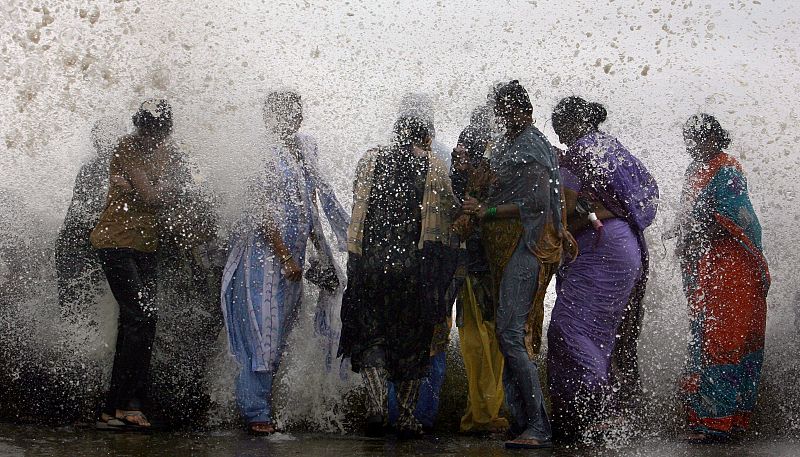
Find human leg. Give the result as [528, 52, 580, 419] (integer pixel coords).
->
[396, 378, 423, 437]
[413, 350, 446, 430]
[98, 248, 158, 423]
[683, 239, 767, 438]
[495, 243, 551, 443]
[548, 222, 641, 439]
[235, 364, 274, 425]
[459, 274, 508, 433]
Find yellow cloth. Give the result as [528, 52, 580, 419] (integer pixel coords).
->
[458, 275, 509, 433]
[346, 148, 380, 255]
[418, 152, 455, 249]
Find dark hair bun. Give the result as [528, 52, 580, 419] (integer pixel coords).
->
[552, 96, 607, 129]
[588, 102, 607, 126]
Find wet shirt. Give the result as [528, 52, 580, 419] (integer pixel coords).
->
[90, 135, 167, 253]
[487, 125, 562, 252]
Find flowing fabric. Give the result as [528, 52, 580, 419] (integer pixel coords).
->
[220, 134, 349, 422]
[458, 273, 509, 433]
[556, 132, 658, 407]
[679, 152, 769, 437]
[547, 206, 641, 437]
[450, 124, 507, 433]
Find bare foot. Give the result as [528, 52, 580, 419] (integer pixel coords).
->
[249, 422, 276, 435]
[116, 410, 151, 428]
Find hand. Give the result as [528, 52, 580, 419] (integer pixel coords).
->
[283, 258, 302, 282]
[462, 197, 486, 219]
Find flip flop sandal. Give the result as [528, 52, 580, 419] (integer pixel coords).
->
[504, 439, 554, 449]
[95, 417, 127, 431]
[115, 411, 153, 431]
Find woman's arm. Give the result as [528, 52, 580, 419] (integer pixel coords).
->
[262, 216, 302, 281]
[568, 201, 614, 233]
[462, 161, 546, 220]
[462, 197, 520, 219]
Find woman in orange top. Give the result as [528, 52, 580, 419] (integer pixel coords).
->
[91, 99, 174, 430]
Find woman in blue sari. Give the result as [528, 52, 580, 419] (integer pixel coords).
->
[220, 91, 349, 435]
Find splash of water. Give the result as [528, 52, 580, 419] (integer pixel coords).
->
[1, 0, 799, 439]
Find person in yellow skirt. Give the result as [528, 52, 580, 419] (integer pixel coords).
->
[450, 105, 509, 435]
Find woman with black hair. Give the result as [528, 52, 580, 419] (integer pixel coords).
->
[91, 99, 175, 430]
[339, 116, 455, 438]
[547, 96, 658, 441]
[677, 114, 769, 442]
[462, 81, 573, 449]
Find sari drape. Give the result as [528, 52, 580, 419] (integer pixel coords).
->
[679, 152, 769, 436]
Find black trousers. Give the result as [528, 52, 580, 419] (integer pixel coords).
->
[97, 248, 158, 414]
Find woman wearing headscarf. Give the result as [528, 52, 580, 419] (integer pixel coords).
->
[462, 81, 573, 449]
[90, 100, 175, 430]
[339, 116, 455, 438]
[547, 96, 658, 441]
[220, 91, 349, 435]
[677, 114, 769, 443]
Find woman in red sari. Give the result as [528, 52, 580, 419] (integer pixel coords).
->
[677, 114, 770, 442]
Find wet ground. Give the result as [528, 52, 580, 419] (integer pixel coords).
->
[0, 424, 798, 457]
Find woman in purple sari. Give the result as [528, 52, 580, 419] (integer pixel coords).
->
[547, 97, 658, 441]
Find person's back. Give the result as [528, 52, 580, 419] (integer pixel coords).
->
[57, 120, 119, 320]
[548, 96, 656, 442]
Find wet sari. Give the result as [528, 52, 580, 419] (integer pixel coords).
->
[679, 152, 769, 437]
[547, 132, 658, 439]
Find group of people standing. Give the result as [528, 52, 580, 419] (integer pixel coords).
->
[78, 79, 769, 449]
